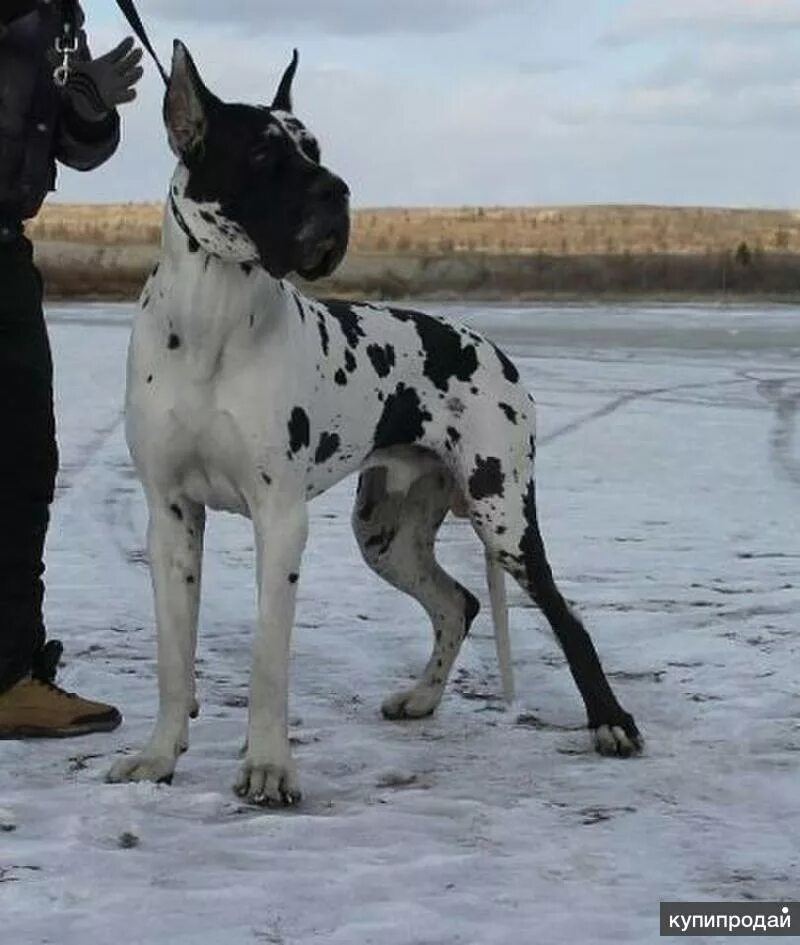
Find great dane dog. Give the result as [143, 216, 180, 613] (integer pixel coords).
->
[107, 42, 642, 805]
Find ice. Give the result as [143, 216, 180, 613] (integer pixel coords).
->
[1, 301, 797, 944]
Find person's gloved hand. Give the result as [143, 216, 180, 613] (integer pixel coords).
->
[65, 37, 144, 121]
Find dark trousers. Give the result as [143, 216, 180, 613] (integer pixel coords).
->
[0, 234, 58, 693]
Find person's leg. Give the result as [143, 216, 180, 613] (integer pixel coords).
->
[0, 233, 121, 738]
[0, 234, 56, 694]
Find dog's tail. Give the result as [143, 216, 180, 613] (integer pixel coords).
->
[484, 549, 515, 704]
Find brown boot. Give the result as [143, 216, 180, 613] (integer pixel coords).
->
[0, 675, 122, 739]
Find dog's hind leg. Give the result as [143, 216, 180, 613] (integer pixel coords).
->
[108, 495, 205, 784]
[353, 466, 479, 720]
[465, 455, 642, 756]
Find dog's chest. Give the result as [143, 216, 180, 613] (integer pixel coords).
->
[126, 277, 292, 513]
[131, 366, 257, 513]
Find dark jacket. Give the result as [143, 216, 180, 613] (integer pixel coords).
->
[0, 0, 120, 221]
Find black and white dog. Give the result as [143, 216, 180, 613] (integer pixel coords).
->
[107, 43, 642, 805]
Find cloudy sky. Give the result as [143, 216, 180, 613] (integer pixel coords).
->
[58, 0, 800, 208]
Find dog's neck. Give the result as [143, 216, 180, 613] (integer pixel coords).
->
[154, 167, 292, 376]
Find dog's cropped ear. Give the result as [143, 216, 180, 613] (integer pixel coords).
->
[271, 49, 299, 112]
[164, 40, 214, 159]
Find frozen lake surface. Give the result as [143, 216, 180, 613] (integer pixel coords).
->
[1, 301, 798, 944]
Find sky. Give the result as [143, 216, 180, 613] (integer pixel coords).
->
[56, 0, 800, 208]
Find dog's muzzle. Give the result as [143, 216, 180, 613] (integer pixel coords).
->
[295, 173, 351, 281]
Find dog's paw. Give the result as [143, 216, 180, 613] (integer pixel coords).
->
[106, 754, 177, 785]
[592, 714, 643, 758]
[382, 684, 442, 720]
[234, 759, 301, 808]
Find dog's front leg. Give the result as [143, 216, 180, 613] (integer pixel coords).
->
[235, 497, 307, 806]
[108, 496, 205, 785]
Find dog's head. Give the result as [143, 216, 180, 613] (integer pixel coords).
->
[163, 41, 350, 281]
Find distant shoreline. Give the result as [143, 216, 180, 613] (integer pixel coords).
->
[34, 240, 800, 303]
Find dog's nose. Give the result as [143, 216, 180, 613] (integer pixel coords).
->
[315, 174, 350, 204]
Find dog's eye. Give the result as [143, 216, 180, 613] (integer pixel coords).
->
[303, 140, 321, 164]
[249, 146, 274, 168]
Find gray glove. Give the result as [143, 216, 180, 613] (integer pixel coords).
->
[65, 37, 144, 121]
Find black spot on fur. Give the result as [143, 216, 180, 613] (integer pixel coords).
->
[373, 384, 432, 450]
[344, 350, 356, 374]
[498, 402, 518, 423]
[387, 308, 478, 392]
[288, 573, 299, 584]
[317, 313, 330, 356]
[446, 426, 461, 444]
[468, 456, 505, 500]
[366, 343, 396, 378]
[168, 334, 181, 350]
[357, 479, 375, 521]
[186, 575, 195, 585]
[169, 504, 183, 521]
[240, 262, 254, 276]
[315, 432, 340, 464]
[146, 375, 153, 384]
[150, 262, 160, 278]
[292, 295, 305, 323]
[288, 407, 310, 454]
[464, 590, 480, 627]
[322, 300, 365, 349]
[334, 369, 347, 386]
[491, 343, 520, 383]
[261, 472, 272, 485]
[365, 528, 396, 555]
[199, 210, 215, 224]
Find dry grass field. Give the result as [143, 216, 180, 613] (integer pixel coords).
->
[28, 202, 800, 256]
[28, 203, 800, 299]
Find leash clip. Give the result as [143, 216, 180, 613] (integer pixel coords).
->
[53, 30, 79, 88]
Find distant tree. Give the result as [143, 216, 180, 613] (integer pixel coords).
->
[735, 241, 752, 266]
[774, 228, 790, 250]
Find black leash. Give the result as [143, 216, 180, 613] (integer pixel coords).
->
[114, 0, 168, 85]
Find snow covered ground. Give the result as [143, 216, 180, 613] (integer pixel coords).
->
[1, 301, 798, 945]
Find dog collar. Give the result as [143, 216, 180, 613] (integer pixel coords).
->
[169, 193, 202, 255]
